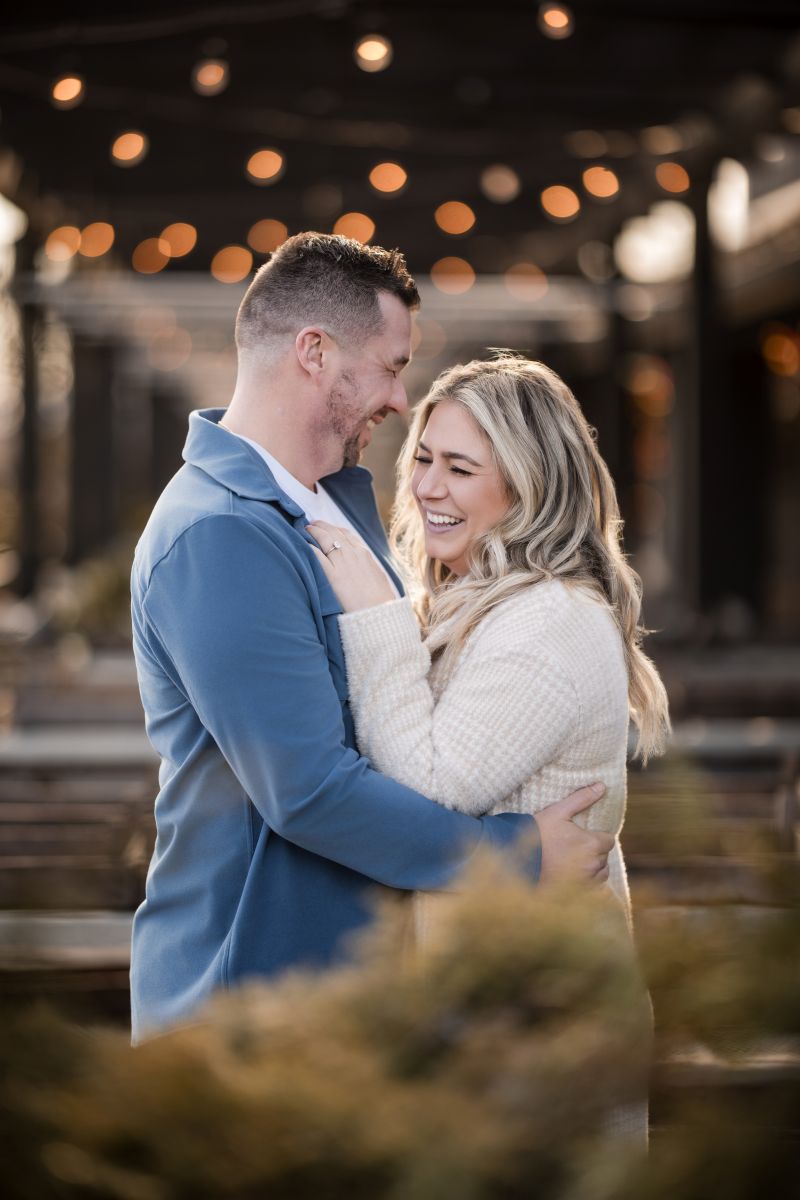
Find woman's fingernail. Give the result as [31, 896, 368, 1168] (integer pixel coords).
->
[592, 782, 605, 795]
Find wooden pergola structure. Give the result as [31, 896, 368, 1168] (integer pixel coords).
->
[0, 0, 798, 635]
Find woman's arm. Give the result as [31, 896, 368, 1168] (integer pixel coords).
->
[338, 595, 580, 816]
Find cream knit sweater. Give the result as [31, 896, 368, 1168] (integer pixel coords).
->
[339, 579, 646, 1141]
[338, 578, 633, 929]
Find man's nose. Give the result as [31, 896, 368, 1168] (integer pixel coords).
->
[388, 378, 409, 418]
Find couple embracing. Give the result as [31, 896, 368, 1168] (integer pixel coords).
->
[130, 232, 669, 1136]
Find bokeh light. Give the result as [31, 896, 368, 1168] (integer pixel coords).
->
[51, 75, 85, 109]
[44, 226, 81, 262]
[430, 256, 475, 294]
[480, 164, 521, 203]
[211, 245, 253, 283]
[504, 262, 549, 301]
[191, 59, 229, 96]
[354, 34, 393, 73]
[160, 223, 197, 258]
[641, 125, 684, 155]
[655, 162, 690, 193]
[247, 219, 288, 253]
[541, 185, 580, 221]
[79, 222, 115, 258]
[627, 357, 675, 417]
[435, 201, 476, 235]
[132, 237, 170, 274]
[566, 130, 607, 158]
[410, 319, 448, 360]
[582, 165, 620, 198]
[111, 132, 148, 167]
[369, 162, 407, 193]
[148, 328, 193, 372]
[761, 325, 800, 376]
[246, 149, 285, 185]
[333, 212, 375, 242]
[538, 3, 574, 39]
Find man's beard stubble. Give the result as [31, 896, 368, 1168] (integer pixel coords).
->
[325, 369, 367, 470]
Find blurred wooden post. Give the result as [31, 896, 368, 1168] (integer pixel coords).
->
[17, 300, 40, 596]
[68, 337, 116, 564]
[150, 384, 186, 498]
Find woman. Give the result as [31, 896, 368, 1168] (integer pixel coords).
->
[308, 355, 669, 1135]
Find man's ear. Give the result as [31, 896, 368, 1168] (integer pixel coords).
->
[295, 326, 333, 380]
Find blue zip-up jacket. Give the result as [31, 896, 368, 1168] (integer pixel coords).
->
[129, 409, 541, 1039]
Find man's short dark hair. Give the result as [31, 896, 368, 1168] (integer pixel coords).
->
[235, 231, 419, 355]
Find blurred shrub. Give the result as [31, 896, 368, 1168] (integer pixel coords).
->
[0, 854, 798, 1200]
[37, 536, 136, 646]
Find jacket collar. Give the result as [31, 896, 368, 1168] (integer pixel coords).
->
[182, 408, 377, 520]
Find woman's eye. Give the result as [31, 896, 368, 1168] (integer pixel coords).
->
[451, 467, 472, 477]
[412, 455, 433, 464]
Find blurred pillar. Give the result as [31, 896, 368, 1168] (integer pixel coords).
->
[68, 337, 116, 564]
[150, 385, 186, 498]
[690, 167, 766, 625]
[688, 167, 721, 615]
[17, 301, 41, 596]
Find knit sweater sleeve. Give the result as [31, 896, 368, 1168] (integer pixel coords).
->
[337, 595, 579, 817]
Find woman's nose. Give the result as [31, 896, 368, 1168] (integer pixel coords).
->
[416, 468, 448, 499]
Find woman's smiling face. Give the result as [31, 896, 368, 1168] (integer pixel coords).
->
[411, 399, 511, 576]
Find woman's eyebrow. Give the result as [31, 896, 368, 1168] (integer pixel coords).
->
[417, 440, 483, 468]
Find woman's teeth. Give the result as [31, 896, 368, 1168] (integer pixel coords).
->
[426, 513, 464, 529]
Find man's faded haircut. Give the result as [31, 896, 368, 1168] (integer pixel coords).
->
[235, 231, 420, 356]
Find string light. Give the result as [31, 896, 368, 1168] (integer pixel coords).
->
[430, 257, 475, 294]
[79, 222, 115, 258]
[540, 185, 580, 221]
[246, 149, 285, 185]
[44, 226, 81, 261]
[333, 213, 375, 242]
[160, 223, 197, 257]
[538, 4, 574, 40]
[51, 75, 85, 109]
[435, 201, 476, 235]
[566, 130, 607, 158]
[148, 329, 193, 372]
[410, 319, 448, 360]
[480, 164, 521, 203]
[369, 162, 407, 193]
[191, 59, 229, 96]
[211, 245, 253, 283]
[247, 219, 288, 253]
[354, 34, 393, 73]
[504, 262, 548, 301]
[655, 162, 690, 193]
[761, 326, 800, 376]
[111, 132, 148, 167]
[132, 238, 170, 274]
[641, 125, 683, 155]
[582, 166, 620, 199]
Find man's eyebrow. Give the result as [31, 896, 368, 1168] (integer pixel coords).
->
[417, 440, 483, 467]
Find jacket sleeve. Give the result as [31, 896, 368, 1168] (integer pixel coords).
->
[338, 596, 579, 816]
[140, 514, 541, 889]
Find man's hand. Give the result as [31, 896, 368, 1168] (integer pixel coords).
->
[536, 782, 614, 884]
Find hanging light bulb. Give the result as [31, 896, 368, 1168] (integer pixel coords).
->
[538, 4, 574, 40]
[51, 74, 85, 109]
[354, 34, 393, 73]
[191, 59, 229, 96]
[111, 131, 149, 167]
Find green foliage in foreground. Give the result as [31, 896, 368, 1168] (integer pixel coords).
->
[1, 856, 798, 1200]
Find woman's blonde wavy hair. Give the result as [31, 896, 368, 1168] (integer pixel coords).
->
[389, 353, 670, 763]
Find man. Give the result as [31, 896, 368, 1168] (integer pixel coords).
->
[130, 233, 612, 1040]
